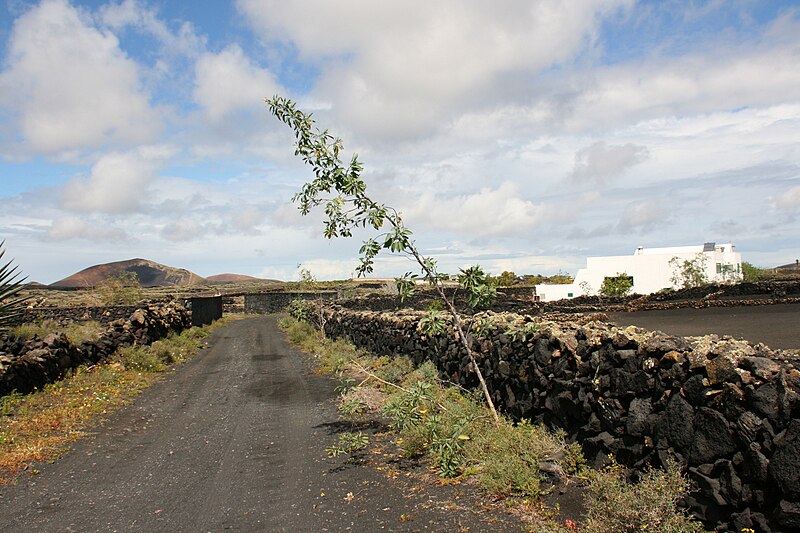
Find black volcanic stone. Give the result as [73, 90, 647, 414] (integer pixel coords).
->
[533, 337, 551, 365]
[775, 500, 800, 530]
[626, 397, 652, 437]
[683, 374, 708, 406]
[752, 382, 780, 420]
[769, 419, 800, 497]
[742, 444, 769, 484]
[741, 356, 782, 381]
[689, 407, 736, 465]
[730, 508, 754, 531]
[656, 393, 695, 450]
[716, 459, 743, 506]
[641, 334, 692, 355]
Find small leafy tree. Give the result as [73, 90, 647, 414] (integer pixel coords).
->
[600, 273, 633, 297]
[298, 267, 316, 287]
[496, 271, 517, 287]
[669, 254, 708, 289]
[267, 96, 500, 422]
[741, 261, 767, 282]
[0, 241, 28, 330]
[579, 280, 593, 296]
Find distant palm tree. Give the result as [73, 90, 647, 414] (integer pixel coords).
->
[0, 241, 28, 330]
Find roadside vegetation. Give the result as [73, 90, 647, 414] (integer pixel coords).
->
[741, 261, 770, 282]
[0, 318, 232, 485]
[279, 312, 705, 532]
[0, 241, 28, 330]
[10, 319, 104, 344]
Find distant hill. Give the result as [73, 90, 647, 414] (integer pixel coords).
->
[50, 258, 206, 288]
[205, 273, 274, 284]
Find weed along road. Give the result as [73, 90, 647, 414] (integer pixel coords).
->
[0, 316, 513, 532]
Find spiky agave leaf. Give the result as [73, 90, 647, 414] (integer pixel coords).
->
[0, 241, 29, 330]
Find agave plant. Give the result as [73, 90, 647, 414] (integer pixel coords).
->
[0, 241, 28, 330]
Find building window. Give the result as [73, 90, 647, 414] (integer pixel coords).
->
[568, 292, 573, 298]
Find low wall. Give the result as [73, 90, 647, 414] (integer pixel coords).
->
[9, 305, 140, 327]
[322, 305, 800, 532]
[244, 291, 338, 314]
[0, 301, 191, 396]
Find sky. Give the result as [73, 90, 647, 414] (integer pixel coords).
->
[1, 0, 799, 284]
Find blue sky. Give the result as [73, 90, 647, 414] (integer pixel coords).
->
[1, 0, 799, 283]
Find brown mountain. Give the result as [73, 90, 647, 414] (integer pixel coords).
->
[50, 258, 206, 288]
[206, 273, 264, 284]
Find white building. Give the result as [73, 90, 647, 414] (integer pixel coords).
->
[535, 243, 743, 302]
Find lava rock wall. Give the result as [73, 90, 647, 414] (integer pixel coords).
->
[322, 305, 800, 532]
[10, 305, 140, 328]
[0, 301, 191, 396]
[244, 291, 337, 314]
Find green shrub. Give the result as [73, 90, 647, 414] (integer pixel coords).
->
[600, 273, 634, 297]
[286, 298, 314, 322]
[387, 381, 483, 477]
[317, 338, 361, 374]
[399, 360, 439, 388]
[283, 317, 322, 350]
[117, 327, 206, 373]
[496, 271, 518, 287]
[584, 458, 705, 533]
[742, 261, 768, 282]
[418, 309, 447, 335]
[669, 255, 709, 289]
[374, 356, 415, 385]
[325, 431, 369, 458]
[472, 419, 579, 498]
[118, 345, 166, 372]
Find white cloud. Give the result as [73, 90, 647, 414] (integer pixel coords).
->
[231, 205, 265, 233]
[237, 0, 634, 141]
[46, 216, 129, 242]
[61, 145, 174, 213]
[98, 0, 205, 58]
[161, 217, 206, 242]
[774, 185, 800, 210]
[619, 199, 665, 230]
[404, 182, 545, 237]
[193, 45, 281, 121]
[565, 34, 800, 134]
[0, 0, 161, 155]
[294, 258, 358, 281]
[568, 141, 649, 184]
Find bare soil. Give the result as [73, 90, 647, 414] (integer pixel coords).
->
[608, 303, 800, 350]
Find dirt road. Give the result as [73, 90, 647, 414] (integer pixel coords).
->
[608, 303, 800, 350]
[0, 317, 519, 532]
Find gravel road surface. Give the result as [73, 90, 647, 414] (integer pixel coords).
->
[0, 316, 521, 532]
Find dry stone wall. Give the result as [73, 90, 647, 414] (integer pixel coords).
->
[322, 305, 800, 532]
[244, 291, 337, 314]
[10, 305, 140, 328]
[0, 301, 191, 396]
